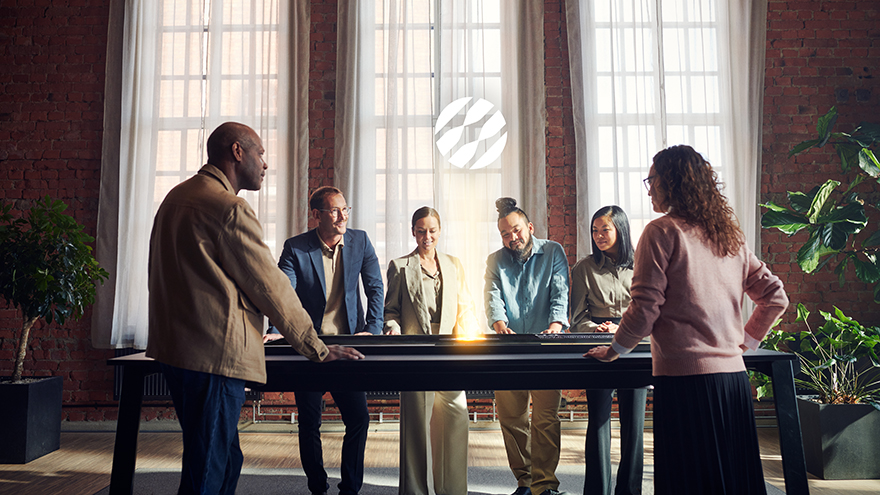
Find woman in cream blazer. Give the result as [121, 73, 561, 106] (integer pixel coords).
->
[384, 206, 479, 495]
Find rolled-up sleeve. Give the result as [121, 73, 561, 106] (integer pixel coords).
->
[484, 254, 509, 327]
[548, 244, 570, 329]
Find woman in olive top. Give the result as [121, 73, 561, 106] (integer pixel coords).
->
[384, 206, 480, 495]
[570, 205, 646, 495]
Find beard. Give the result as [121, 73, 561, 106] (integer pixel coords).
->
[504, 235, 534, 264]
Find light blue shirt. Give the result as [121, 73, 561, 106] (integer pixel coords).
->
[484, 237, 570, 333]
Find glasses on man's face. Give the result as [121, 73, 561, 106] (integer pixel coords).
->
[319, 206, 352, 218]
[643, 175, 656, 192]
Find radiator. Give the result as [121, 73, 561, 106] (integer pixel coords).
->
[112, 348, 261, 402]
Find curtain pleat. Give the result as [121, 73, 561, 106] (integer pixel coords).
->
[94, 0, 307, 348]
[334, 1, 546, 328]
[566, 0, 767, 258]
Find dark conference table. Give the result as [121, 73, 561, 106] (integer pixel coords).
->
[107, 334, 809, 494]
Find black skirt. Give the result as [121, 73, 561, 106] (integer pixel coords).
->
[652, 371, 766, 495]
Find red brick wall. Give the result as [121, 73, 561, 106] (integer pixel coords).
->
[545, 0, 578, 266]
[762, 1, 880, 331]
[309, 0, 337, 194]
[0, 1, 122, 420]
[1, 0, 878, 418]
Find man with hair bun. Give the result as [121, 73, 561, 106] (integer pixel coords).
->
[484, 197, 571, 495]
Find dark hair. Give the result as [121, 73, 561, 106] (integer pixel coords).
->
[495, 197, 530, 223]
[309, 186, 344, 211]
[652, 145, 744, 257]
[590, 205, 634, 269]
[411, 206, 441, 230]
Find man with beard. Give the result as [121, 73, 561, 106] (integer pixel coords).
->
[263, 186, 384, 495]
[484, 197, 570, 495]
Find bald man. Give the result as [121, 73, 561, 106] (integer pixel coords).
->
[147, 122, 364, 495]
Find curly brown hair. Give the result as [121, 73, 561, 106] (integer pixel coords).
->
[652, 145, 744, 257]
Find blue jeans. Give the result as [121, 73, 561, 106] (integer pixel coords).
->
[160, 363, 246, 495]
[295, 390, 370, 495]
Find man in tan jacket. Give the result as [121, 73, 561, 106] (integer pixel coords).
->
[147, 122, 363, 495]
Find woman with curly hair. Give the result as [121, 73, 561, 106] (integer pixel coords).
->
[586, 145, 789, 494]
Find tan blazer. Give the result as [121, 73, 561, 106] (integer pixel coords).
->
[383, 250, 479, 336]
[146, 165, 328, 384]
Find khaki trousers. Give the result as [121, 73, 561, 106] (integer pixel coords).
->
[399, 390, 469, 495]
[496, 389, 562, 495]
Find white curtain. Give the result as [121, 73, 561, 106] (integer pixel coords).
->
[334, 0, 546, 328]
[93, 0, 309, 348]
[566, 0, 767, 256]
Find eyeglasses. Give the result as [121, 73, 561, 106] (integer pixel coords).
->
[318, 206, 352, 218]
[643, 175, 656, 191]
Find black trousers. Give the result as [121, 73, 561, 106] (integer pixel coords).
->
[295, 390, 370, 495]
[584, 388, 647, 495]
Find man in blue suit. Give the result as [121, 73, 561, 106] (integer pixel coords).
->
[265, 186, 384, 495]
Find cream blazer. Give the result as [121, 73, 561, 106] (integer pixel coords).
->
[383, 250, 479, 336]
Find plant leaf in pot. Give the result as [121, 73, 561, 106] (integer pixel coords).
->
[0, 196, 109, 383]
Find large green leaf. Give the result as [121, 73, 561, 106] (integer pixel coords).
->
[819, 222, 850, 250]
[789, 138, 821, 158]
[819, 201, 867, 226]
[835, 142, 863, 173]
[788, 190, 814, 214]
[807, 180, 840, 222]
[797, 229, 839, 272]
[854, 257, 880, 284]
[817, 107, 839, 145]
[760, 201, 790, 213]
[761, 210, 809, 235]
[795, 302, 810, 322]
[859, 149, 880, 178]
[863, 230, 880, 248]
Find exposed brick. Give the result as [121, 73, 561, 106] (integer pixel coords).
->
[2, 0, 879, 423]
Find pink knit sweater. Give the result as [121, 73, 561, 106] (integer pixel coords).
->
[612, 215, 789, 377]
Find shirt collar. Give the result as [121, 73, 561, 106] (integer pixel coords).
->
[319, 234, 344, 255]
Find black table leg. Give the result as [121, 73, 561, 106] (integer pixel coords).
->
[108, 366, 148, 495]
[771, 358, 809, 494]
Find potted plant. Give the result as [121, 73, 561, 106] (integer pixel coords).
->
[0, 196, 108, 463]
[756, 106, 880, 479]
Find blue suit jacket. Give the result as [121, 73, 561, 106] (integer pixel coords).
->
[270, 228, 384, 335]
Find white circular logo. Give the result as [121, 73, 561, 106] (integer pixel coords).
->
[434, 97, 508, 170]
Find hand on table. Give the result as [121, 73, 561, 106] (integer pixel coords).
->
[262, 333, 284, 343]
[322, 344, 365, 362]
[493, 321, 515, 334]
[540, 321, 565, 334]
[540, 328, 567, 334]
[584, 345, 619, 362]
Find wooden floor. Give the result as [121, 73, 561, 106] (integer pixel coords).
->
[1, 423, 878, 495]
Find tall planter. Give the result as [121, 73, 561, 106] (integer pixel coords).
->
[798, 397, 880, 479]
[0, 376, 63, 463]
